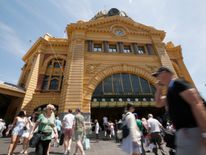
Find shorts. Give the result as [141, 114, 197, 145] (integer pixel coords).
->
[64, 128, 73, 138]
[75, 131, 83, 141]
[12, 128, 24, 136]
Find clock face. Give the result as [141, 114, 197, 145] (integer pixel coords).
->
[114, 29, 125, 36]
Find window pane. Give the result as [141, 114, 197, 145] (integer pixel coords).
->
[140, 78, 150, 93]
[103, 76, 113, 95]
[131, 74, 141, 94]
[137, 46, 145, 54]
[54, 62, 61, 68]
[123, 45, 131, 53]
[49, 79, 59, 90]
[42, 76, 49, 90]
[113, 74, 123, 95]
[94, 44, 102, 52]
[109, 45, 117, 52]
[122, 74, 132, 95]
[93, 82, 103, 96]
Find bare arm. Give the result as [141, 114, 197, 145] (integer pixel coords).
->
[180, 88, 206, 132]
[154, 82, 167, 108]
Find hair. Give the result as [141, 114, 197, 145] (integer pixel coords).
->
[126, 102, 135, 110]
[76, 108, 81, 113]
[148, 114, 153, 118]
[18, 111, 26, 117]
[68, 109, 72, 113]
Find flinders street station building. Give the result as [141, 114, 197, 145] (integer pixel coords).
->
[0, 8, 194, 122]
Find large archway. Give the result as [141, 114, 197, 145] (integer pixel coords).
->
[91, 73, 165, 124]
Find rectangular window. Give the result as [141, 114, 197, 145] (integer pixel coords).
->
[109, 45, 117, 52]
[123, 45, 131, 53]
[137, 46, 146, 54]
[42, 76, 49, 90]
[93, 44, 102, 52]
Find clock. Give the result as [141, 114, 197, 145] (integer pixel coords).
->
[114, 29, 125, 36]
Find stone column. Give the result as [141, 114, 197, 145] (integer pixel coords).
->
[60, 31, 85, 112]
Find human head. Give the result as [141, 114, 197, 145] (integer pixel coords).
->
[126, 102, 135, 112]
[18, 110, 26, 117]
[152, 66, 174, 86]
[68, 108, 72, 113]
[46, 104, 55, 114]
[76, 108, 81, 113]
[148, 113, 153, 119]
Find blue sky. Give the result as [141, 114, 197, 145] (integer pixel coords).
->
[0, 0, 206, 97]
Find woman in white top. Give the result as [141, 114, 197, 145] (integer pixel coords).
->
[6, 111, 28, 155]
[121, 103, 142, 155]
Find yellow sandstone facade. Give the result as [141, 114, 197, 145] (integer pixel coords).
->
[16, 9, 193, 119]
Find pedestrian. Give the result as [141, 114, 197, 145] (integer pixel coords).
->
[31, 104, 58, 155]
[0, 118, 6, 137]
[73, 108, 86, 155]
[20, 116, 34, 154]
[6, 110, 28, 155]
[62, 109, 75, 155]
[121, 103, 142, 155]
[103, 116, 108, 137]
[152, 66, 206, 155]
[94, 119, 99, 142]
[134, 114, 145, 155]
[147, 114, 166, 155]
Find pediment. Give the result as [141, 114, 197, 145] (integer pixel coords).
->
[68, 16, 165, 40]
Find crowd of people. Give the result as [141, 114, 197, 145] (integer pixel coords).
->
[1, 66, 206, 155]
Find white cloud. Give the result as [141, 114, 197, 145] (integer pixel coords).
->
[0, 22, 26, 56]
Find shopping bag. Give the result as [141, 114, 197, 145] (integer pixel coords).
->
[82, 135, 90, 150]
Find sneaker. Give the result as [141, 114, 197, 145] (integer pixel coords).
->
[64, 151, 68, 155]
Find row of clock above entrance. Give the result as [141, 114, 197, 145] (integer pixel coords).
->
[87, 40, 155, 55]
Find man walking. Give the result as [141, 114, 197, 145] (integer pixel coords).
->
[62, 109, 75, 155]
[147, 114, 166, 155]
[152, 66, 206, 155]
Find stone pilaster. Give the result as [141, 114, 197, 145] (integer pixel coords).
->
[21, 51, 42, 114]
[61, 33, 85, 112]
[152, 37, 176, 75]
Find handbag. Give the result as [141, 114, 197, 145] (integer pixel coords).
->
[29, 132, 44, 148]
[82, 135, 90, 150]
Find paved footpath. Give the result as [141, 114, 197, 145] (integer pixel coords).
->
[0, 137, 169, 155]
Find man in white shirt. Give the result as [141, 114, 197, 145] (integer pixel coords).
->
[147, 114, 166, 155]
[62, 109, 75, 155]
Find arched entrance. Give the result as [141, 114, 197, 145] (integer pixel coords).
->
[91, 73, 165, 124]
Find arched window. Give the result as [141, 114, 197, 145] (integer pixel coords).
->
[92, 73, 155, 102]
[41, 58, 65, 91]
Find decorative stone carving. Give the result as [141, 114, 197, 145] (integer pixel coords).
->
[86, 64, 100, 74]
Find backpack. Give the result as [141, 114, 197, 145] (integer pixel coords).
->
[117, 113, 130, 139]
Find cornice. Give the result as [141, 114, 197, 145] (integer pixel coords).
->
[67, 16, 165, 40]
[22, 37, 69, 61]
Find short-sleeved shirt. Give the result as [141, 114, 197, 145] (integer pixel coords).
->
[136, 119, 143, 132]
[63, 113, 74, 129]
[37, 114, 55, 140]
[147, 118, 161, 133]
[167, 79, 197, 130]
[75, 114, 84, 132]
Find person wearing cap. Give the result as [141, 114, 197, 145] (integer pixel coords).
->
[121, 103, 142, 155]
[31, 104, 58, 155]
[152, 66, 206, 155]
